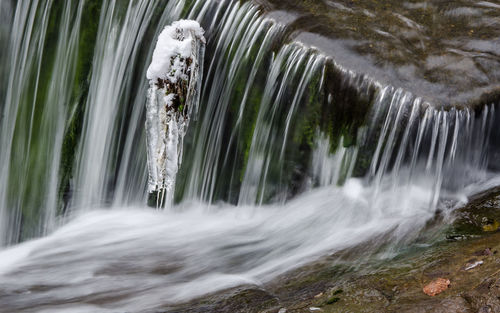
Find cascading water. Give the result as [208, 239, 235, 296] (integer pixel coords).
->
[0, 0, 499, 311]
[71, 0, 164, 210]
[0, 0, 89, 244]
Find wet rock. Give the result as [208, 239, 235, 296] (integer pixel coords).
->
[462, 277, 500, 313]
[424, 270, 451, 280]
[259, 0, 500, 107]
[447, 189, 500, 240]
[165, 287, 280, 313]
[423, 278, 451, 296]
[396, 297, 471, 313]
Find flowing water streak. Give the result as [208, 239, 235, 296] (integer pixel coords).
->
[71, 0, 161, 210]
[312, 132, 354, 187]
[362, 89, 497, 214]
[39, 0, 87, 231]
[183, 2, 284, 203]
[239, 46, 326, 205]
[0, 0, 51, 244]
[0, 0, 85, 244]
[0, 0, 13, 107]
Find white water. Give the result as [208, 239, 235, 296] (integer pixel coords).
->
[0, 177, 449, 312]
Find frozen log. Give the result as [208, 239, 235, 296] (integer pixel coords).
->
[145, 20, 205, 208]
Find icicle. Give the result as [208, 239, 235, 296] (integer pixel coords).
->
[145, 20, 205, 208]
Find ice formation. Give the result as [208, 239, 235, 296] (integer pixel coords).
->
[145, 20, 205, 207]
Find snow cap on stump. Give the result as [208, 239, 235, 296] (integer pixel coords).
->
[146, 20, 205, 82]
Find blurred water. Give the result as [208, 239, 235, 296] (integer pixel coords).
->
[1, 0, 498, 244]
[0, 0, 499, 310]
[0, 178, 451, 312]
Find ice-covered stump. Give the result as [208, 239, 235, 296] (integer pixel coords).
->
[146, 20, 205, 208]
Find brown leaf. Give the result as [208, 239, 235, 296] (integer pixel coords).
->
[423, 278, 450, 296]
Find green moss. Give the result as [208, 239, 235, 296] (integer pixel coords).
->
[181, 0, 196, 18]
[445, 189, 500, 240]
[325, 296, 340, 304]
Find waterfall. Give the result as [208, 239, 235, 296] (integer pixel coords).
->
[181, 2, 285, 204]
[0, 0, 88, 244]
[0, 0, 499, 310]
[0, 0, 498, 245]
[72, 0, 162, 210]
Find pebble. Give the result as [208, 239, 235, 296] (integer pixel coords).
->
[423, 278, 451, 296]
[464, 260, 483, 271]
